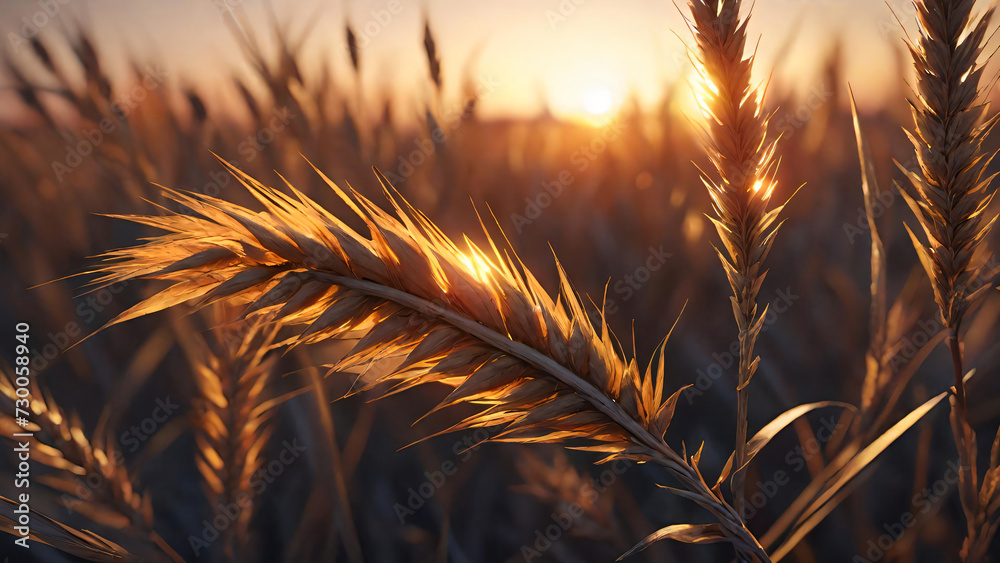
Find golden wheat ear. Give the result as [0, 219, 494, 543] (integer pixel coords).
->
[84, 158, 769, 560]
[896, 1, 1000, 559]
[175, 308, 302, 561]
[0, 366, 183, 562]
[685, 0, 791, 520]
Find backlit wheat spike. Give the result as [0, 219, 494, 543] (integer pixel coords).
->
[687, 0, 786, 519]
[898, 1, 1000, 560]
[85, 160, 770, 561]
[0, 367, 181, 562]
[181, 311, 282, 561]
[899, 0, 998, 342]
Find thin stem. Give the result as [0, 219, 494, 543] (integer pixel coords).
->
[949, 327, 966, 412]
[947, 323, 981, 559]
[734, 348, 750, 520]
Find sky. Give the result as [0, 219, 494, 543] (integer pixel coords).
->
[0, 0, 923, 122]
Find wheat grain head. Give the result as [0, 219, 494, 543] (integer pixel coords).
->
[898, 2, 1000, 558]
[179, 311, 283, 560]
[899, 0, 998, 336]
[0, 367, 180, 562]
[687, 0, 787, 519]
[84, 160, 769, 560]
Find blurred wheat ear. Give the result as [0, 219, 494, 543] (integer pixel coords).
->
[0, 493, 129, 563]
[686, 0, 790, 519]
[176, 308, 297, 561]
[0, 367, 183, 562]
[896, 1, 1000, 559]
[84, 158, 773, 560]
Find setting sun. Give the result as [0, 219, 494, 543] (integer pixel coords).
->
[582, 85, 614, 116]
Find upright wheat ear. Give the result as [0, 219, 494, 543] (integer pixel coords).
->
[85, 160, 770, 561]
[178, 311, 285, 561]
[687, 0, 788, 519]
[899, 1, 1000, 560]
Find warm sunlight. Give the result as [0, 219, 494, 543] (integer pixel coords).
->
[582, 85, 614, 116]
[543, 58, 626, 126]
[456, 246, 495, 284]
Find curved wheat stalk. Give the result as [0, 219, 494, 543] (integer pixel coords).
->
[686, 0, 787, 519]
[897, 1, 1000, 559]
[84, 160, 769, 561]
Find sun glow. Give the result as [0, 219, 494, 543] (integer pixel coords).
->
[582, 85, 614, 116]
[544, 62, 625, 126]
[457, 247, 495, 284]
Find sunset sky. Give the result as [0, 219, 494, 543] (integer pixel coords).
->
[1, 0, 922, 122]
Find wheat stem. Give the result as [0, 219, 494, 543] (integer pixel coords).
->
[687, 0, 784, 523]
[899, 0, 999, 559]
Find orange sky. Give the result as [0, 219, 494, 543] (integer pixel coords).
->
[0, 0, 921, 122]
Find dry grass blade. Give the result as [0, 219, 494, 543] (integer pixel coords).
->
[686, 0, 788, 519]
[768, 386, 952, 560]
[852, 87, 888, 415]
[714, 402, 856, 491]
[852, 89, 936, 432]
[85, 160, 770, 561]
[618, 523, 729, 560]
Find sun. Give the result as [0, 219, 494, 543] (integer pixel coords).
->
[543, 64, 624, 125]
[582, 85, 614, 116]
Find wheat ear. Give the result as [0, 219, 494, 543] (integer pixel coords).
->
[687, 0, 786, 519]
[179, 311, 283, 561]
[898, 1, 1000, 559]
[0, 493, 130, 562]
[0, 368, 182, 562]
[85, 161, 770, 560]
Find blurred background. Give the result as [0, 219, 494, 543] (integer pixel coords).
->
[1, 0, 1000, 561]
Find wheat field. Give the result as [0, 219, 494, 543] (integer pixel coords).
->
[1, 0, 1000, 562]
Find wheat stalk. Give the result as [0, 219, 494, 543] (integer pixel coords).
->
[178, 310, 283, 561]
[84, 161, 770, 560]
[686, 0, 786, 520]
[0, 368, 182, 562]
[423, 19, 442, 93]
[897, 1, 1000, 559]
